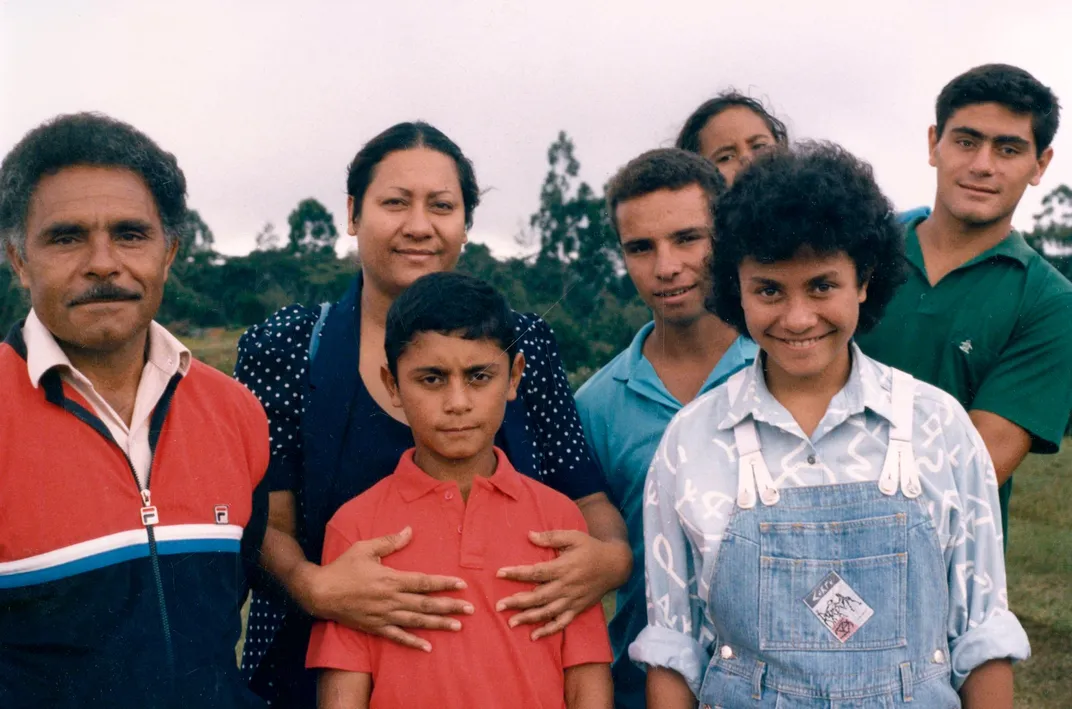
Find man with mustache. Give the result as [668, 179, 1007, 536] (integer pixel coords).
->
[0, 113, 270, 708]
[857, 64, 1072, 551]
[575, 149, 756, 708]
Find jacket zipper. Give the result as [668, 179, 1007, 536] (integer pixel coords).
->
[128, 455, 176, 681]
[39, 369, 181, 699]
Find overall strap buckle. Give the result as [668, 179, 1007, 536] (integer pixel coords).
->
[733, 419, 780, 509]
[878, 369, 922, 499]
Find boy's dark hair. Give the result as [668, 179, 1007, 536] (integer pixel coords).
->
[936, 64, 1061, 155]
[707, 141, 906, 335]
[0, 112, 188, 257]
[347, 121, 480, 229]
[675, 90, 789, 154]
[385, 272, 517, 377]
[605, 148, 727, 236]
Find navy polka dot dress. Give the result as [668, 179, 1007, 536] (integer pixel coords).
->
[234, 288, 605, 705]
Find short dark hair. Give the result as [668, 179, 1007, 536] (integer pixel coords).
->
[936, 64, 1061, 155]
[675, 90, 789, 154]
[707, 141, 906, 335]
[605, 148, 727, 236]
[385, 271, 517, 377]
[0, 112, 188, 256]
[346, 121, 481, 230]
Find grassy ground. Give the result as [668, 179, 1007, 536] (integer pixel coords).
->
[1005, 451, 1072, 707]
[189, 329, 1070, 706]
[177, 327, 244, 374]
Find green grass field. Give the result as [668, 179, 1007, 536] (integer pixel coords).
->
[178, 327, 245, 374]
[1005, 451, 1072, 707]
[189, 330, 1071, 706]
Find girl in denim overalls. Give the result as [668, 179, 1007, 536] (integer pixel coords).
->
[631, 143, 1029, 708]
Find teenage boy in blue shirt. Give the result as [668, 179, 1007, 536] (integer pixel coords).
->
[576, 149, 756, 708]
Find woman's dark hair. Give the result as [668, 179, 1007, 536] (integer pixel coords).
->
[0, 112, 187, 256]
[707, 141, 906, 335]
[936, 63, 1060, 156]
[675, 90, 789, 154]
[346, 121, 480, 229]
[385, 271, 516, 377]
[605, 148, 727, 235]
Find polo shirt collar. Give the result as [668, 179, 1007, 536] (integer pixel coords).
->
[717, 342, 894, 432]
[23, 309, 191, 389]
[611, 321, 654, 384]
[979, 231, 1035, 267]
[394, 447, 523, 502]
[611, 320, 758, 408]
[904, 215, 1033, 279]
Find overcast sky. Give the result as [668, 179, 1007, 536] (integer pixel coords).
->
[3, 0, 1071, 258]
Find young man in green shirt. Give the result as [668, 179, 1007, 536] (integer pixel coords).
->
[857, 64, 1072, 544]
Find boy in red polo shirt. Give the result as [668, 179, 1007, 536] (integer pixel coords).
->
[306, 272, 613, 709]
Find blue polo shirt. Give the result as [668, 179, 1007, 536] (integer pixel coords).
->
[575, 322, 756, 709]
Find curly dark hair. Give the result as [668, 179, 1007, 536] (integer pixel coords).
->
[936, 64, 1060, 156]
[346, 121, 480, 230]
[605, 148, 726, 235]
[0, 112, 188, 256]
[707, 141, 906, 334]
[675, 90, 789, 154]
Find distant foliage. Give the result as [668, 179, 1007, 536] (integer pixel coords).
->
[457, 132, 647, 378]
[1026, 185, 1072, 281]
[254, 221, 282, 251]
[158, 244, 352, 333]
[287, 198, 339, 256]
[176, 209, 215, 261]
[0, 264, 29, 338]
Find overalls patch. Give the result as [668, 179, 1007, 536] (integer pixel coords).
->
[804, 570, 874, 642]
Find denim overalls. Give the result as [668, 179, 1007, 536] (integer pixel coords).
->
[697, 371, 961, 708]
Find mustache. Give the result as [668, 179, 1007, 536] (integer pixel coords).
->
[68, 283, 142, 307]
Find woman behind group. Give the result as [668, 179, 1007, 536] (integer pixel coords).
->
[236, 122, 630, 706]
[632, 143, 1028, 707]
[676, 90, 789, 185]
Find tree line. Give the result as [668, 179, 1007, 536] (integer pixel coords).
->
[3, 134, 1072, 384]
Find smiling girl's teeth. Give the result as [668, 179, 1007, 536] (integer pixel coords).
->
[660, 287, 690, 296]
[784, 337, 823, 348]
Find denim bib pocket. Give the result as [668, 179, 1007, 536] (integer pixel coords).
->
[758, 512, 908, 652]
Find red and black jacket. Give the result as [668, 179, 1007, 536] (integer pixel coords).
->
[0, 322, 269, 709]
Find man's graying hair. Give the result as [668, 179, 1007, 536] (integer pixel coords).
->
[0, 112, 188, 256]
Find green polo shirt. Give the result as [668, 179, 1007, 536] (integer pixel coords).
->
[857, 215, 1072, 541]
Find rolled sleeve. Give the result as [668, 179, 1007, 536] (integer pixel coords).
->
[627, 423, 710, 696]
[629, 625, 710, 697]
[949, 608, 1030, 690]
[944, 406, 1031, 689]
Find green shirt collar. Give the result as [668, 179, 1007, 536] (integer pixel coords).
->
[904, 215, 1034, 279]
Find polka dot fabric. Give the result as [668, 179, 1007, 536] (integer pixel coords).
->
[234, 304, 317, 495]
[233, 302, 606, 700]
[510, 312, 597, 491]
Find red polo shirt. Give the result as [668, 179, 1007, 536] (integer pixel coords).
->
[306, 448, 612, 708]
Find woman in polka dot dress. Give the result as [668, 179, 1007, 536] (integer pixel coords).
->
[235, 121, 631, 706]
